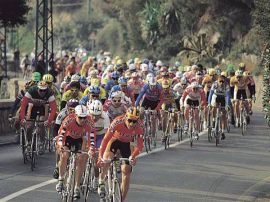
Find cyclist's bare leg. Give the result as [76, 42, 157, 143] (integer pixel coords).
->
[194, 108, 200, 131]
[221, 109, 226, 131]
[150, 111, 157, 138]
[58, 146, 70, 180]
[75, 153, 88, 188]
[184, 107, 190, 124]
[121, 164, 132, 201]
[99, 151, 114, 181]
[235, 100, 240, 120]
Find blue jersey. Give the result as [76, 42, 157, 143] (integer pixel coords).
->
[135, 83, 162, 106]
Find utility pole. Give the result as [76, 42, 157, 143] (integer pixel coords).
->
[0, 27, 7, 77]
[88, 0, 91, 16]
[35, 0, 53, 73]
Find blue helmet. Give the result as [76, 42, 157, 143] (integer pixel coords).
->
[111, 71, 120, 79]
[110, 85, 121, 93]
[80, 76, 87, 85]
[118, 76, 128, 85]
[89, 85, 100, 94]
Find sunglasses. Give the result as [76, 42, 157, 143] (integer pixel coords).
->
[112, 99, 121, 103]
[78, 116, 86, 120]
[120, 85, 127, 88]
[91, 94, 99, 98]
[112, 78, 118, 80]
[219, 80, 225, 83]
[127, 119, 137, 123]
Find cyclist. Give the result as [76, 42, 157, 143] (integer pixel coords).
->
[127, 72, 144, 100]
[230, 70, 250, 127]
[244, 70, 256, 115]
[9, 72, 41, 130]
[42, 74, 62, 110]
[183, 65, 198, 83]
[61, 82, 83, 109]
[173, 77, 188, 111]
[118, 76, 135, 104]
[60, 75, 71, 94]
[103, 91, 127, 122]
[55, 105, 96, 199]
[80, 85, 101, 106]
[87, 100, 110, 188]
[105, 71, 120, 92]
[20, 81, 57, 149]
[181, 82, 207, 139]
[97, 107, 143, 201]
[208, 76, 231, 140]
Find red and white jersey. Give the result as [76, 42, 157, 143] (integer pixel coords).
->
[181, 86, 207, 106]
[183, 71, 196, 83]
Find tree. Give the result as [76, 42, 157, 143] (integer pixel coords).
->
[0, 0, 30, 77]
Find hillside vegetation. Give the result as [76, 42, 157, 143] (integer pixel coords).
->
[16, 0, 270, 70]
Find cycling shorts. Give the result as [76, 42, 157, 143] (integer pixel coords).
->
[96, 134, 105, 149]
[141, 97, 159, 110]
[64, 136, 82, 151]
[186, 98, 199, 107]
[235, 89, 247, 100]
[106, 139, 131, 164]
[211, 94, 225, 107]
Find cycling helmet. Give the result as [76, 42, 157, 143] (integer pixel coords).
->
[88, 100, 103, 115]
[43, 74, 54, 83]
[148, 77, 157, 86]
[162, 80, 170, 89]
[175, 72, 183, 78]
[32, 72, 41, 82]
[128, 63, 136, 71]
[111, 71, 120, 79]
[91, 78, 100, 86]
[118, 77, 128, 85]
[37, 81, 48, 90]
[160, 66, 167, 72]
[146, 73, 154, 80]
[235, 70, 243, 77]
[203, 75, 212, 83]
[126, 107, 140, 120]
[140, 63, 148, 72]
[221, 71, 227, 77]
[161, 71, 169, 77]
[142, 58, 149, 64]
[180, 77, 187, 85]
[111, 85, 121, 93]
[89, 85, 100, 94]
[191, 81, 199, 89]
[208, 68, 216, 76]
[114, 64, 123, 72]
[67, 99, 79, 108]
[107, 64, 114, 72]
[71, 74, 80, 82]
[111, 91, 123, 99]
[196, 71, 203, 78]
[156, 60, 163, 67]
[75, 105, 88, 117]
[69, 81, 80, 89]
[116, 59, 123, 65]
[80, 76, 87, 85]
[89, 69, 98, 76]
[226, 64, 235, 74]
[239, 62, 246, 68]
[134, 57, 141, 64]
[175, 61, 181, 68]
[191, 65, 198, 71]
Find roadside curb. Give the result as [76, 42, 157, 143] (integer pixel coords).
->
[0, 134, 19, 146]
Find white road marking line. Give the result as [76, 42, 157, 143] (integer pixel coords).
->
[0, 179, 57, 202]
[0, 131, 205, 201]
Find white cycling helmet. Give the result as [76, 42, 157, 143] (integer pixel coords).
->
[180, 77, 187, 85]
[156, 60, 163, 67]
[148, 77, 157, 86]
[129, 63, 136, 71]
[235, 70, 243, 77]
[71, 74, 80, 82]
[88, 100, 103, 115]
[111, 91, 123, 99]
[140, 63, 148, 72]
[190, 81, 199, 88]
[75, 105, 88, 117]
[175, 71, 183, 78]
[146, 73, 154, 81]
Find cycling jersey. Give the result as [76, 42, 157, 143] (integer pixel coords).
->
[83, 86, 106, 100]
[65, 82, 87, 92]
[135, 83, 163, 106]
[58, 113, 96, 151]
[183, 71, 196, 83]
[157, 88, 175, 110]
[103, 100, 127, 121]
[121, 86, 135, 104]
[181, 86, 207, 107]
[173, 83, 185, 99]
[127, 79, 144, 96]
[55, 108, 69, 125]
[20, 86, 57, 123]
[99, 115, 143, 159]
[208, 81, 230, 106]
[62, 90, 84, 102]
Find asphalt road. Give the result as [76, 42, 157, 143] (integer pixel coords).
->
[1, 110, 270, 202]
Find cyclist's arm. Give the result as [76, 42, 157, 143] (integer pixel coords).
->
[225, 90, 231, 106]
[208, 89, 214, 104]
[19, 95, 30, 120]
[98, 129, 113, 159]
[79, 96, 88, 106]
[135, 85, 147, 107]
[48, 98, 57, 123]
[10, 91, 24, 115]
[200, 90, 207, 107]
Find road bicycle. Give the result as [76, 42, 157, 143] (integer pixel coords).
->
[143, 109, 157, 153]
[176, 111, 184, 142]
[163, 108, 176, 149]
[101, 157, 131, 202]
[187, 105, 200, 147]
[239, 98, 248, 136]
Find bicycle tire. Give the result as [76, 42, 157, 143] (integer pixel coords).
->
[20, 128, 27, 164]
[208, 128, 212, 142]
[112, 179, 122, 202]
[82, 160, 93, 201]
[65, 168, 76, 202]
[215, 117, 220, 147]
[177, 127, 181, 142]
[31, 133, 36, 171]
[147, 136, 151, 152]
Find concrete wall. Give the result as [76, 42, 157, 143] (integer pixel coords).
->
[0, 99, 15, 135]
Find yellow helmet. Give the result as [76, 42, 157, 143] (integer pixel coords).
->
[134, 57, 141, 64]
[126, 107, 140, 120]
[208, 68, 216, 76]
[221, 71, 227, 77]
[239, 62, 246, 68]
[116, 59, 123, 65]
[42, 74, 54, 83]
[91, 78, 100, 86]
[203, 75, 212, 83]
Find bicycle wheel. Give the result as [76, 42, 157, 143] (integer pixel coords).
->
[82, 160, 94, 201]
[64, 167, 76, 202]
[112, 179, 122, 202]
[31, 133, 36, 171]
[215, 118, 220, 147]
[207, 127, 212, 142]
